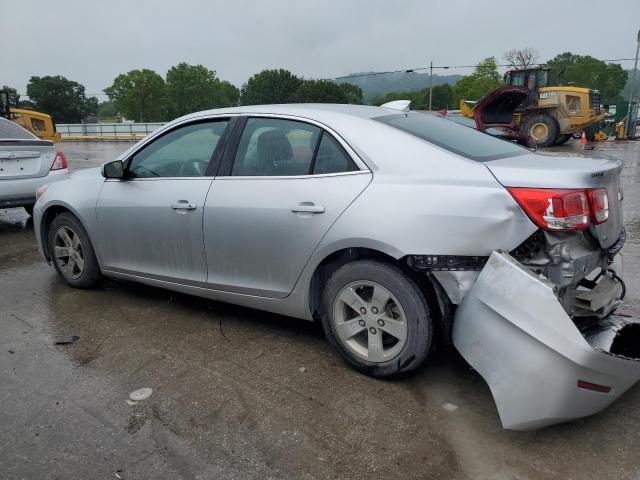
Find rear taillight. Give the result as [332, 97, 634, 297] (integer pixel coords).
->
[508, 188, 589, 231]
[588, 188, 609, 224]
[508, 187, 610, 232]
[50, 150, 68, 171]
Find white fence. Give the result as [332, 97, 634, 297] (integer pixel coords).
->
[56, 122, 165, 137]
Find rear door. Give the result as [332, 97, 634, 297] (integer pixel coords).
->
[96, 118, 231, 284]
[203, 116, 371, 298]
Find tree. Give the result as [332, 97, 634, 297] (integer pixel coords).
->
[338, 83, 363, 104]
[239, 69, 302, 105]
[289, 79, 349, 103]
[165, 63, 239, 118]
[453, 57, 503, 105]
[26, 75, 91, 122]
[1, 85, 19, 105]
[98, 100, 118, 119]
[430, 84, 455, 110]
[547, 52, 628, 103]
[503, 47, 540, 69]
[104, 69, 166, 122]
[84, 96, 99, 115]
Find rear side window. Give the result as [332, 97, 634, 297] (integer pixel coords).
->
[0, 118, 36, 139]
[313, 133, 356, 174]
[231, 117, 357, 176]
[375, 113, 526, 162]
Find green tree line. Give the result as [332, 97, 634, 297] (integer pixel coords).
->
[3, 50, 630, 123]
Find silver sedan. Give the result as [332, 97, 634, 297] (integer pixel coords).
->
[0, 117, 68, 215]
[33, 103, 639, 430]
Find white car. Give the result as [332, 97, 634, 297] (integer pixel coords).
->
[0, 117, 68, 215]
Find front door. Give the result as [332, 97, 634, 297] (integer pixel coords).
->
[203, 116, 371, 298]
[97, 119, 230, 284]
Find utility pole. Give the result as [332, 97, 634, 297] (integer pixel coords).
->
[428, 61, 433, 111]
[626, 29, 640, 139]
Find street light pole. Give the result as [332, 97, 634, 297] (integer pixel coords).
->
[428, 61, 433, 111]
[626, 29, 640, 139]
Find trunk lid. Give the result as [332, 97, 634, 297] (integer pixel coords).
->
[0, 140, 56, 180]
[485, 153, 623, 248]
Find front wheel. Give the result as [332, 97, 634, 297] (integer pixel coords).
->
[522, 114, 559, 148]
[47, 212, 102, 288]
[321, 260, 433, 378]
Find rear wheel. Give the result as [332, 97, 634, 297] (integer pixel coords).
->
[48, 212, 102, 288]
[554, 133, 572, 145]
[321, 260, 433, 378]
[522, 114, 559, 148]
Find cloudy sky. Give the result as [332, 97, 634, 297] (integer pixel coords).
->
[3, 0, 640, 98]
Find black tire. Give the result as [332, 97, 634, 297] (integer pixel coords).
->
[23, 205, 34, 216]
[320, 260, 433, 378]
[554, 133, 572, 145]
[47, 212, 102, 289]
[522, 114, 559, 148]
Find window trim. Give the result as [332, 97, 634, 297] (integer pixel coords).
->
[219, 115, 360, 178]
[121, 116, 235, 180]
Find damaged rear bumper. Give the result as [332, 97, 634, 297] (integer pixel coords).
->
[452, 251, 640, 430]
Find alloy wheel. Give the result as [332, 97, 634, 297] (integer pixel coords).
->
[53, 226, 85, 280]
[332, 281, 408, 363]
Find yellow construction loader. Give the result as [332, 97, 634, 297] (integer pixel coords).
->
[0, 90, 61, 142]
[460, 67, 604, 147]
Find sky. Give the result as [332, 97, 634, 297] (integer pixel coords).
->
[3, 0, 640, 99]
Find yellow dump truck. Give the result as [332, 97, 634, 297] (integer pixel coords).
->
[461, 67, 604, 147]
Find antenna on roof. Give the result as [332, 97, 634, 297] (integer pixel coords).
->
[380, 100, 411, 112]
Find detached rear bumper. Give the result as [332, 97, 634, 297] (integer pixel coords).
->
[452, 251, 640, 430]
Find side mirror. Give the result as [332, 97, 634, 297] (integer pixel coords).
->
[102, 160, 124, 179]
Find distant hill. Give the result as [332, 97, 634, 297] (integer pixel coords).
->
[335, 71, 463, 102]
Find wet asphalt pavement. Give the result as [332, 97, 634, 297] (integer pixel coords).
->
[2, 140, 640, 480]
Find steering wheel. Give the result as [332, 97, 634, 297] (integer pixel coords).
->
[178, 158, 207, 177]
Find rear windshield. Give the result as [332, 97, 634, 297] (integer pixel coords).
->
[375, 113, 526, 162]
[0, 117, 36, 140]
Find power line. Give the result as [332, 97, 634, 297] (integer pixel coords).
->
[328, 58, 639, 81]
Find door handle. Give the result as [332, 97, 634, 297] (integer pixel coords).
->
[291, 202, 325, 214]
[171, 201, 197, 211]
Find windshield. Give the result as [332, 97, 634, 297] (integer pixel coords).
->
[375, 113, 527, 162]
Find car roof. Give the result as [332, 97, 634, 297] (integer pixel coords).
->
[0, 117, 37, 140]
[181, 103, 392, 122]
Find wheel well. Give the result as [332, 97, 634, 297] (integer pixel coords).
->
[40, 205, 74, 260]
[309, 247, 452, 342]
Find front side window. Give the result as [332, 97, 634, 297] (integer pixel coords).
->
[128, 120, 228, 178]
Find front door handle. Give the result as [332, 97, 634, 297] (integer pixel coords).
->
[171, 200, 197, 211]
[291, 202, 325, 214]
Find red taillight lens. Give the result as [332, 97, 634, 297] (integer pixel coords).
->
[508, 188, 589, 231]
[50, 150, 68, 171]
[587, 188, 609, 224]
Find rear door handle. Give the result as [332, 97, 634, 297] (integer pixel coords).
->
[171, 201, 197, 211]
[291, 203, 325, 214]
